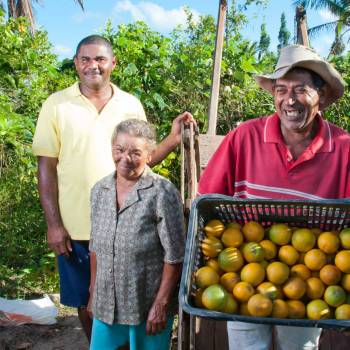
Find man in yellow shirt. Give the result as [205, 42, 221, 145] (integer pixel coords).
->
[32, 35, 193, 342]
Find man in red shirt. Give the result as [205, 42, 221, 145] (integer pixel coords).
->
[198, 45, 349, 349]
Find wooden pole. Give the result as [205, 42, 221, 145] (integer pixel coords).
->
[207, 0, 227, 135]
[296, 6, 309, 47]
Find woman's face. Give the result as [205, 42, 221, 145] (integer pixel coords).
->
[112, 132, 152, 180]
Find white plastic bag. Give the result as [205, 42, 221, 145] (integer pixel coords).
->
[0, 294, 57, 326]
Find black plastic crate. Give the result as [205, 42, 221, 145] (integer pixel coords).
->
[179, 194, 350, 329]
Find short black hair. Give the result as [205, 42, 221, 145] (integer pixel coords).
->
[75, 35, 114, 57]
[289, 67, 326, 89]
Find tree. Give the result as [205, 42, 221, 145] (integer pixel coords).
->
[258, 22, 270, 59]
[293, 0, 350, 56]
[0, 0, 84, 34]
[278, 12, 290, 50]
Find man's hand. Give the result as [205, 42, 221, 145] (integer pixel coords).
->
[146, 301, 168, 335]
[169, 111, 196, 145]
[47, 226, 72, 257]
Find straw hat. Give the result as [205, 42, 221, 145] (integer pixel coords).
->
[254, 45, 345, 109]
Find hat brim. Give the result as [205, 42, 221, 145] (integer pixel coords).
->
[254, 60, 345, 110]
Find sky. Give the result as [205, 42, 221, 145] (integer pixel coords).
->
[33, 0, 339, 60]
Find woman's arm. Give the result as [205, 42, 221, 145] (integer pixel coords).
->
[146, 262, 182, 335]
[87, 251, 97, 318]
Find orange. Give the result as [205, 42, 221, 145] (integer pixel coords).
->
[266, 261, 290, 285]
[220, 272, 240, 293]
[306, 299, 331, 320]
[194, 289, 204, 308]
[283, 277, 306, 300]
[335, 304, 350, 320]
[341, 274, 350, 293]
[221, 227, 244, 248]
[242, 221, 265, 242]
[201, 236, 223, 258]
[290, 264, 311, 281]
[240, 262, 265, 287]
[317, 232, 340, 254]
[339, 228, 350, 249]
[204, 219, 225, 237]
[278, 245, 299, 266]
[257, 281, 278, 300]
[242, 242, 265, 263]
[305, 277, 325, 299]
[292, 228, 316, 252]
[226, 222, 242, 230]
[240, 302, 251, 316]
[272, 299, 289, 318]
[324, 285, 346, 307]
[304, 249, 327, 271]
[247, 294, 273, 317]
[260, 240, 277, 260]
[202, 284, 227, 311]
[335, 250, 350, 273]
[195, 266, 220, 289]
[268, 223, 292, 246]
[221, 293, 238, 313]
[319, 264, 342, 285]
[233, 281, 255, 302]
[206, 258, 224, 276]
[286, 300, 306, 319]
[218, 247, 244, 272]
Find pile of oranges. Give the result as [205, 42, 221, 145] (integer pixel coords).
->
[194, 219, 350, 320]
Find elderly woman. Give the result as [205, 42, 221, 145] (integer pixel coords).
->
[88, 119, 185, 350]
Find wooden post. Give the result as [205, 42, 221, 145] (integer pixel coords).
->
[296, 6, 309, 47]
[207, 0, 227, 135]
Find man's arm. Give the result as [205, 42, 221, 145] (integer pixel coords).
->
[37, 156, 72, 256]
[149, 111, 195, 166]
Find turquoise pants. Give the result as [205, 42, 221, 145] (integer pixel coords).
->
[90, 316, 174, 350]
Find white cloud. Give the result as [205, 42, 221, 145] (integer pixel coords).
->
[54, 44, 73, 55]
[72, 10, 103, 23]
[319, 9, 338, 22]
[113, 0, 200, 32]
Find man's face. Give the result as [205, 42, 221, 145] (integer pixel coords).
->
[74, 44, 116, 90]
[273, 70, 325, 133]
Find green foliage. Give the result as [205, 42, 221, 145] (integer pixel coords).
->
[277, 12, 290, 51]
[258, 23, 270, 59]
[2, 2, 350, 298]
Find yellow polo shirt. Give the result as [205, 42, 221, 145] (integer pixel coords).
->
[32, 82, 146, 240]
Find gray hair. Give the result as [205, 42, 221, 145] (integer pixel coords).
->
[111, 119, 157, 150]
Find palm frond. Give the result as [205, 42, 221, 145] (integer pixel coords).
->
[293, 0, 348, 15]
[74, 0, 84, 11]
[307, 20, 339, 37]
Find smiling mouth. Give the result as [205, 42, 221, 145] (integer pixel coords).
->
[284, 109, 304, 120]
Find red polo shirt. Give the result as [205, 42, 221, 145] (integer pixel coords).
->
[198, 113, 350, 199]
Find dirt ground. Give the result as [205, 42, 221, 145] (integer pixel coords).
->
[0, 302, 89, 350]
[0, 300, 178, 350]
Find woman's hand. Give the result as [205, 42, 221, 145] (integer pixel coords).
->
[146, 301, 168, 335]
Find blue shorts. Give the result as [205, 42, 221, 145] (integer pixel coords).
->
[90, 317, 174, 350]
[57, 240, 90, 308]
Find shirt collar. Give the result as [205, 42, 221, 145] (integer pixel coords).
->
[264, 112, 333, 153]
[68, 81, 120, 100]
